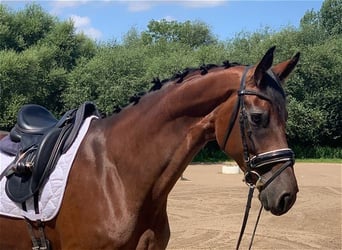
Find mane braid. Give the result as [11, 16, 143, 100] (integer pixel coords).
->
[150, 77, 162, 91]
[200, 64, 218, 75]
[169, 68, 192, 83]
[200, 65, 208, 75]
[175, 70, 190, 83]
[113, 105, 122, 113]
[222, 61, 242, 68]
[112, 60, 243, 114]
[129, 91, 146, 105]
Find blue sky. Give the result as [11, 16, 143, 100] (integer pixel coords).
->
[2, 1, 324, 42]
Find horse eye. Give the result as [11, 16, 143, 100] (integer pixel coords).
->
[251, 113, 263, 125]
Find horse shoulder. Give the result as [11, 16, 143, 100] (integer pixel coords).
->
[55, 121, 138, 248]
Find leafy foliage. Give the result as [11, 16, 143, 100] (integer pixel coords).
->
[141, 19, 217, 48]
[0, 1, 341, 157]
[320, 0, 342, 36]
[0, 4, 95, 129]
[0, 4, 56, 51]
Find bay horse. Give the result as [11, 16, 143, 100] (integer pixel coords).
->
[0, 47, 299, 249]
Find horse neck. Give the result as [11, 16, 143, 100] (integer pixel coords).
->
[165, 70, 236, 117]
[101, 68, 240, 202]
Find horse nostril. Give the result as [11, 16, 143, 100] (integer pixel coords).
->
[278, 193, 292, 213]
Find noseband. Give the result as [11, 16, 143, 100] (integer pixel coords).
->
[222, 66, 295, 249]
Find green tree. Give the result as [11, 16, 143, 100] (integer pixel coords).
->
[299, 10, 326, 46]
[1, 0, 341, 157]
[41, 21, 96, 71]
[0, 4, 96, 129]
[287, 99, 325, 145]
[320, 0, 342, 35]
[0, 3, 55, 51]
[141, 19, 217, 48]
[63, 44, 149, 114]
[297, 37, 342, 146]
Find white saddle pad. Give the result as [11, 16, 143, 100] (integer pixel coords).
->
[0, 116, 97, 221]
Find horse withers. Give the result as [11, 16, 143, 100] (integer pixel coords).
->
[0, 46, 299, 249]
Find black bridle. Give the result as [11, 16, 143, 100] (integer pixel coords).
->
[221, 66, 295, 249]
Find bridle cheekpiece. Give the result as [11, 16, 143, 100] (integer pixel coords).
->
[222, 66, 295, 187]
[222, 66, 295, 249]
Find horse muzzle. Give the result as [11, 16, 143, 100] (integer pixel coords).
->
[258, 161, 298, 216]
[260, 188, 298, 216]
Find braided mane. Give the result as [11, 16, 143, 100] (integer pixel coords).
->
[112, 61, 241, 113]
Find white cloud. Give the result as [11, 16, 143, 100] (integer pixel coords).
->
[182, 0, 227, 8]
[70, 14, 91, 28]
[82, 27, 103, 40]
[69, 14, 102, 40]
[126, 2, 153, 12]
[118, 0, 228, 12]
[49, 0, 228, 14]
[50, 0, 89, 15]
[163, 15, 176, 22]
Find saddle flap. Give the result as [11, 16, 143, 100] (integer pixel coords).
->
[5, 127, 62, 203]
[33, 127, 64, 188]
[5, 173, 32, 203]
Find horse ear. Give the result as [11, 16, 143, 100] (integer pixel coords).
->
[272, 52, 300, 83]
[254, 46, 276, 87]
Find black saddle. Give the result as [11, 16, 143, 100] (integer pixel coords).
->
[2, 102, 100, 204]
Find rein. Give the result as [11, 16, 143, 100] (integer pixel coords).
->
[221, 66, 295, 249]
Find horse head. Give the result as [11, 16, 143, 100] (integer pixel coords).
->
[216, 47, 300, 215]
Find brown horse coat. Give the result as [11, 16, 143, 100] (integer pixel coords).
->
[0, 47, 299, 249]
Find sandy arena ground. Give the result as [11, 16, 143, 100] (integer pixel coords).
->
[166, 163, 341, 250]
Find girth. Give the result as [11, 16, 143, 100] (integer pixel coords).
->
[0, 102, 100, 204]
